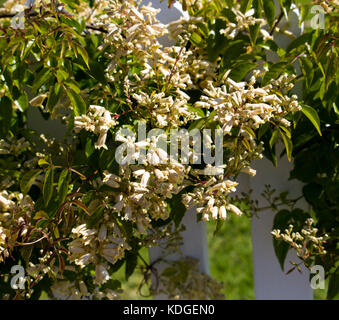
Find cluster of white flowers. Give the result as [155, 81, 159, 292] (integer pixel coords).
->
[183, 178, 242, 221]
[68, 223, 131, 283]
[69, 0, 303, 227]
[0, 136, 30, 156]
[271, 218, 328, 258]
[74, 105, 117, 149]
[100, 158, 188, 233]
[132, 91, 196, 128]
[0, 191, 34, 263]
[219, 8, 270, 40]
[195, 71, 301, 135]
[50, 278, 120, 300]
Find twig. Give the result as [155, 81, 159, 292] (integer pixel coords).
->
[0, 11, 108, 33]
[270, 11, 284, 36]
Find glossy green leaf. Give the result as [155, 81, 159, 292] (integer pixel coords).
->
[300, 105, 322, 136]
[76, 45, 90, 69]
[32, 69, 52, 93]
[58, 169, 70, 204]
[269, 128, 279, 149]
[279, 128, 293, 162]
[66, 89, 86, 116]
[43, 168, 54, 207]
[125, 251, 138, 281]
[20, 169, 42, 194]
[228, 62, 257, 82]
[263, 0, 276, 27]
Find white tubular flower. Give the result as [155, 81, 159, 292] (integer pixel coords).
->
[211, 206, 219, 219]
[29, 94, 48, 107]
[98, 224, 107, 242]
[240, 166, 257, 176]
[140, 171, 150, 186]
[75, 253, 94, 268]
[103, 171, 121, 189]
[260, 28, 273, 41]
[96, 264, 110, 284]
[95, 132, 108, 150]
[0, 194, 13, 211]
[113, 200, 124, 212]
[79, 281, 88, 297]
[219, 206, 227, 220]
[74, 105, 117, 150]
[101, 245, 119, 264]
[227, 204, 243, 216]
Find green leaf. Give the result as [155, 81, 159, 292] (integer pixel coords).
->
[169, 193, 187, 228]
[272, 210, 292, 271]
[20, 246, 33, 267]
[65, 80, 81, 94]
[0, 96, 12, 138]
[38, 159, 50, 167]
[279, 125, 291, 139]
[327, 269, 339, 300]
[43, 168, 54, 207]
[228, 62, 257, 82]
[101, 279, 121, 291]
[300, 57, 314, 88]
[15, 92, 28, 112]
[188, 106, 205, 118]
[89, 61, 107, 84]
[190, 32, 203, 47]
[56, 69, 69, 82]
[20, 169, 42, 194]
[125, 251, 138, 281]
[249, 24, 261, 45]
[257, 122, 270, 139]
[263, 0, 276, 27]
[287, 33, 311, 53]
[85, 138, 95, 158]
[47, 84, 62, 112]
[262, 62, 286, 85]
[58, 169, 70, 204]
[279, 128, 293, 161]
[300, 105, 322, 136]
[66, 89, 86, 116]
[33, 210, 49, 220]
[188, 117, 206, 131]
[273, 238, 290, 271]
[76, 45, 90, 69]
[71, 200, 90, 215]
[269, 128, 279, 149]
[32, 69, 52, 93]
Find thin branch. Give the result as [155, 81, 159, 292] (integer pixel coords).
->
[270, 11, 284, 36]
[0, 11, 108, 33]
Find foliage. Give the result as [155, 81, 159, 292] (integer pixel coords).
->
[258, 0, 338, 300]
[0, 0, 336, 300]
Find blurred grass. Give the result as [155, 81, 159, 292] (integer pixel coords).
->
[207, 215, 254, 300]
